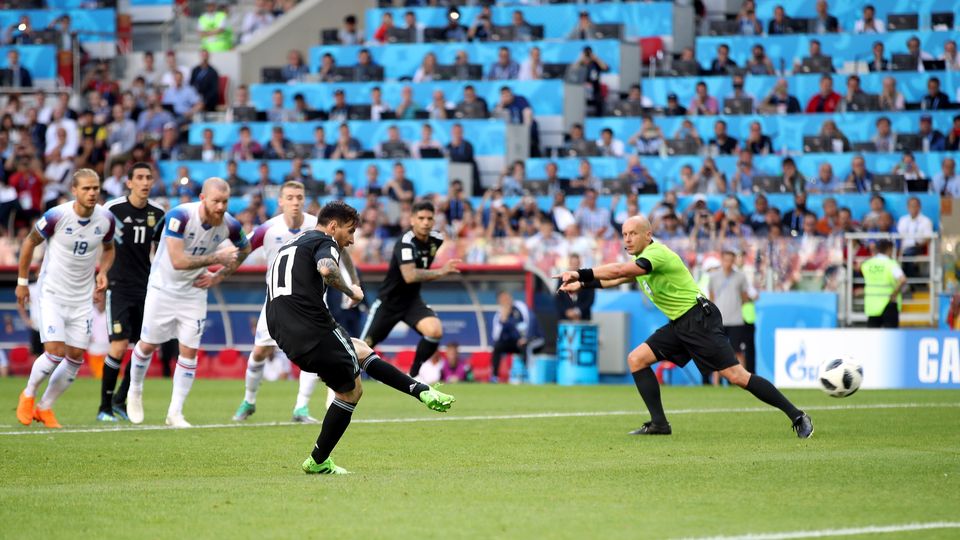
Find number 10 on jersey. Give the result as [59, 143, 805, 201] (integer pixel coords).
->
[268, 246, 296, 299]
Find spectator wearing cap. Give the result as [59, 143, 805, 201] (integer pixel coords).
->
[230, 125, 263, 160]
[664, 93, 687, 116]
[327, 89, 350, 122]
[190, 49, 220, 112]
[282, 49, 309, 83]
[918, 115, 946, 152]
[805, 75, 841, 113]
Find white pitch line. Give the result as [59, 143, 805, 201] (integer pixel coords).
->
[0, 401, 957, 437]
[676, 521, 960, 540]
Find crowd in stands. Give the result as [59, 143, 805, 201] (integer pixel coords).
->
[0, 1, 955, 284]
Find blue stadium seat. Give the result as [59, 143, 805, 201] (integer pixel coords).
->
[250, 80, 566, 116]
[0, 9, 116, 45]
[754, 0, 960, 31]
[363, 3, 673, 41]
[0, 45, 57, 81]
[309, 39, 621, 81]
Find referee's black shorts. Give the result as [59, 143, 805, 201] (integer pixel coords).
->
[360, 296, 436, 347]
[289, 325, 361, 394]
[645, 299, 739, 372]
[107, 289, 146, 343]
[723, 325, 749, 355]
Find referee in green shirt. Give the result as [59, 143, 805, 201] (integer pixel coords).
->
[558, 216, 813, 439]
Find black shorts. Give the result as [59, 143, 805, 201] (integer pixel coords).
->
[645, 300, 739, 372]
[723, 325, 749, 354]
[867, 302, 899, 328]
[289, 325, 360, 394]
[106, 289, 146, 343]
[360, 296, 436, 347]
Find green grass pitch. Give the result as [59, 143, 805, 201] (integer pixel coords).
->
[1, 377, 958, 539]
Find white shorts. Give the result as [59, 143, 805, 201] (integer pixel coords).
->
[139, 289, 207, 349]
[254, 302, 277, 348]
[39, 296, 93, 349]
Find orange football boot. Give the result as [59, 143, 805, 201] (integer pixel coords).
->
[33, 408, 62, 429]
[16, 391, 34, 425]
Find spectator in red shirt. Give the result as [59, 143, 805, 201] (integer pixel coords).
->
[373, 12, 394, 44]
[8, 157, 44, 221]
[805, 75, 841, 113]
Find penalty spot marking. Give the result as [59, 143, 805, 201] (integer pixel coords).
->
[0, 401, 957, 436]
[677, 521, 960, 539]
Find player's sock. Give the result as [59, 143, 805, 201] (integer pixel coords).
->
[115, 361, 132, 405]
[24, 352, 63, 398]
[244, 353, 266, 404]
[167, 356, 197, 418]
[745, 374, 803, 420]
[310, 398, 356, 464]
[295, 369, 319, 410]
[129, 344, 152, 391]
[100, 355, 122, 414]
[631, 368, 669, 425]
[409, 336, 441, 377]
[361, 353, 430, 398]
[37, 356, 82, 410]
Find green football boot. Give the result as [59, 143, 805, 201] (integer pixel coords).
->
[419, 386, 455, 412]
[291, 406, 320, 423]
[232, 400, 256, 421]
[302, 456, 350, 475]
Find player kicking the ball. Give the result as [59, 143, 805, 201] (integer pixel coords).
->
[267, 201, 454, 474]
[557, 215, 813, 439]
[232, 180, 331, 423]
[360, 200, 461, 377]
[127, 177, 250, 427]
[16, 169, 116, 428]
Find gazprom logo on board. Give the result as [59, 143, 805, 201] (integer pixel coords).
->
[785, 340, 818, 382]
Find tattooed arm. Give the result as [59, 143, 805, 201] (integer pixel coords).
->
[317, 257, 362, 301]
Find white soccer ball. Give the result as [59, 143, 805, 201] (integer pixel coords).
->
[818, 358, 863, 398]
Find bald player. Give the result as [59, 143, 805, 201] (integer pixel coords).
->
[127, 178, 251, 427]
[558, 216, 813, 439]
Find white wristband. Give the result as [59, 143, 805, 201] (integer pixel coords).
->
[17, 277, 29, 286]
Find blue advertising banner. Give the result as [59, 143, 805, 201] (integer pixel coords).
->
[775, 329, 960, 389]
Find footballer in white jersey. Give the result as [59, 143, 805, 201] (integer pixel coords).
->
[233, 181, 333, 424]
[16, 169, 116, 428]
[127, 178, 250, 428]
